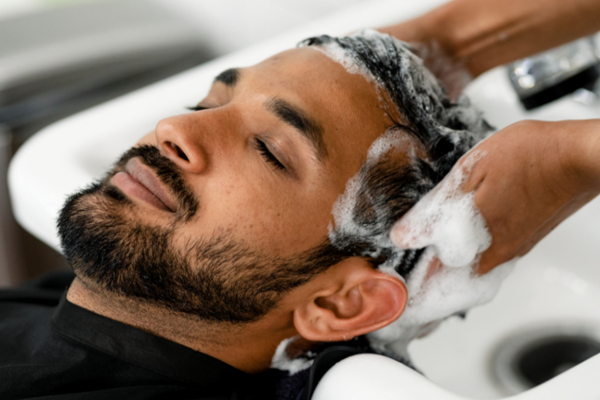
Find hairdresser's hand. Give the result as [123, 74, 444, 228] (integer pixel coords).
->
[391, 119, 600, 275]
[379, 0, 600, 96]
[378, 21, 471, 101]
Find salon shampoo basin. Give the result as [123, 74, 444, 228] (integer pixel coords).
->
[8, 0, 600, 399]
[312, 352, 600, 400]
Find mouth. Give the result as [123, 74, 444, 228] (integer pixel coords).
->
[110, 158, 178, 212]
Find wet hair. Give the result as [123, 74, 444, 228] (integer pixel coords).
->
[266, 31, 495, 377]
[301, 31, 493, 277]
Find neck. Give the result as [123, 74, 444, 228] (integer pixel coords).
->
[66, 277, 297, 373]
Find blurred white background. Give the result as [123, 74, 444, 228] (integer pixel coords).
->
[1, 0, 371, 54]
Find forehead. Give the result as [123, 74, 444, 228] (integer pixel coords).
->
[241, 47, 393, 180]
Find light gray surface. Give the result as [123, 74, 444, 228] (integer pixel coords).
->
[0, 0, 205, 90]
[156, 0, 372, 55]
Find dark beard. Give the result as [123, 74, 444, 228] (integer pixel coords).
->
[57, 145, 344, 323]
[57, 143, 429, 324]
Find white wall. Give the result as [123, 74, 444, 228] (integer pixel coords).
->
[153, 0, 372, 55]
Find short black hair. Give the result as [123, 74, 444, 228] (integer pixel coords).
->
[302, 32, 493, 278]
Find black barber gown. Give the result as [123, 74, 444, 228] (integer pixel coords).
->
[0, 271, 280, 400]
[0, 271, 359, 400]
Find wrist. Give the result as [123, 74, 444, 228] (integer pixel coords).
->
[558, 120, 600, 196]
[378, 11, 472, 99]
[380, 1, 488, 77]
[378, 15, 433, 46]
[579, 122, 600, 193]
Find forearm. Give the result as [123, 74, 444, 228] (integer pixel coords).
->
[565, 120, 600, 196]
[380, 0, 600, 78]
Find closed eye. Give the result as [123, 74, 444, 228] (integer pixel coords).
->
[187, 105, 286, 172]
[255, 139, 285, 171]
[187, 105, 208, 112]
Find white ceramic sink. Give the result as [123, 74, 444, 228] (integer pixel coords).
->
[8, 0, 600, 399]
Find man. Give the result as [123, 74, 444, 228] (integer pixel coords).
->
[0, 31, 492, 400]
[4, 1, 600, 399]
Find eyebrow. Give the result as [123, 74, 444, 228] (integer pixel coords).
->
[211, 68, 327, 159]
[265, 97, 327, 160]
[214, 68, 240, 86]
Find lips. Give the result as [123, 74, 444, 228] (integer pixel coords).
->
[111, 158, 178, 212]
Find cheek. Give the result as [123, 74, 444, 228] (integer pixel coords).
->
[179, 171, 334, 256]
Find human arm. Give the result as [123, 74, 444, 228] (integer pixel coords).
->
[379, 0, 600, 83]
[391, 119, 600, 274]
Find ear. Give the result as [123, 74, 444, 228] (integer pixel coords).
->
[293, 257, 407, 342]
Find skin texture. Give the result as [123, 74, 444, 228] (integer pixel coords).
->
[468, 120, 600, 273]
[382, 0, 600, 275]
[67, 47, 410, 373]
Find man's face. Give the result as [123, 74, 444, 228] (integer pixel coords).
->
[58, 47, 404, 322]
[137, 47, 392, 255]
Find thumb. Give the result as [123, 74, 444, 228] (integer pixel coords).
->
[390, 193, 439, 249]
[390, 149, 487, 251]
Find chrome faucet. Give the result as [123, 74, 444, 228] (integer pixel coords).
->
[507, 35, 600, 110]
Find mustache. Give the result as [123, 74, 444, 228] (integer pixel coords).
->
[111, 145, 199, 221]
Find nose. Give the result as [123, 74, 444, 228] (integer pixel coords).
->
[155, 113, 209, 174]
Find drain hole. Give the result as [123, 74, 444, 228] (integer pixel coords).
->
[491, 327, 600, 394]
[516, 335, 600, 387]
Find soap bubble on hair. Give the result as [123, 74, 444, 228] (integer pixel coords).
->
[272, 30, 513, 371]
[314, 30, 514, 361]
[392, 150, 491, 268]
[372, 150, 516, 359]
